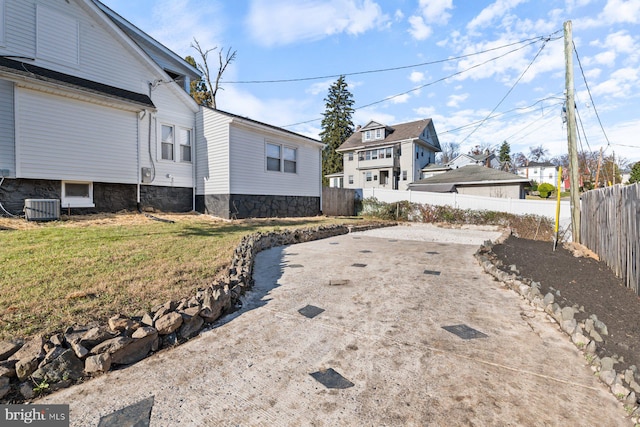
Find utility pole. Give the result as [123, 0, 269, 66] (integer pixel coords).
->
[594, 147, 603, 188]
[565, 21, 580, 243]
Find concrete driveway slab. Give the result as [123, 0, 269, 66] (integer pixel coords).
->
[40, 225, 630, 426]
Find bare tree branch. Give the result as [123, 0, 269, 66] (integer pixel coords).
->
[190, 38, 217, 107]
[212, 47, 237, 109]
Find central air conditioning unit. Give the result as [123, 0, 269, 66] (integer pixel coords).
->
[24, 199, 61, 221]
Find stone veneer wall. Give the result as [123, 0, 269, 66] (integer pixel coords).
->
[0, 222, 395, 402]
[0, 178, 192, 215]
[196, 194, 320, 219]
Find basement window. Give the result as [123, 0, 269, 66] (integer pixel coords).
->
[61, 181, 94, 208]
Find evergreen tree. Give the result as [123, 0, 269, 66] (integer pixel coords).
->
[629, 162, 640, 184]
[319, 76, 354, 186]
[185, 55, 212, 107]
[498, 141, 511, 163]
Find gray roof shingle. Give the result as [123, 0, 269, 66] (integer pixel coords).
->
[0, 56, 155, 108]
[337, 119, 435, 151]
[410, 165, 531, 186]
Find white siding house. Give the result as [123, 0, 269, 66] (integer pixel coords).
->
[0, 0, 200, 214]
[516, 161, 563, 189]
[337, 119, 441, 191]
[196, 108, 324, 219]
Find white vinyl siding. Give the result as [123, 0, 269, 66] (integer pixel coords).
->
[229, 124, 320, 197]
[16, 88, 137, 183]
[36, 4, 79, 66]
[0, 79, 14, 176]
[0, 0, 5, 47]
[195, 108, 230, 195]
[0, 0, 154, 96]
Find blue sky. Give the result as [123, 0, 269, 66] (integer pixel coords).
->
[100, 0, 640, 164]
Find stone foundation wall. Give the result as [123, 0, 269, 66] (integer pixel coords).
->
[140, 186, 192, 213]
[0, 178, 192, 215]
[196, 193, 320, 219]
[195, 194, 230, 218]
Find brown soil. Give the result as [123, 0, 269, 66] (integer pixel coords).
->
[491, 236, 640, 374]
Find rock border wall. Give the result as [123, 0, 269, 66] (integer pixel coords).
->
[475, 240, 640, 422]
[0, 222, 394, 402]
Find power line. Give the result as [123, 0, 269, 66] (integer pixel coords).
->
[281, 36, 556, 128]
[457, 38, 551, 145]
[223, 32, 562, 84]
[573, 42, 612, 147]
[439, 96, 563, 136]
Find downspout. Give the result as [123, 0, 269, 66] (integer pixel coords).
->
[192, 109, 197, 212]
[136, 109, 146, 211]
[319, 146, 323, 214]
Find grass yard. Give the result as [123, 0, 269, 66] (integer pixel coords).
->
[0, 213, 356, 340]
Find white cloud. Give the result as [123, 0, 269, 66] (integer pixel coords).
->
[408, 16, 432, 40]
[354, 110, 396, 127]
[407, 0, 453, 41]
[409, 71, 426, 83]
[418, 0, 453, 23]
[593, 51, 617, 66]
[306, 80, 335, 96]
[579, 0, 640, 28]
[591, 67, 640, 98]
[394, 9, 404, 21]
[601, 0, 640, 24]
[216, 86, 317, 132]
[246, 0, 389, 46]
[389, 93, 411, 104]
[446, 93, 469, 108]
[149, 0, 225, 56]
[466, 0, 527, 31]
[590, 31, 639, 65]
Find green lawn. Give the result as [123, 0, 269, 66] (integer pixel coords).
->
[0, 214, 355, 340]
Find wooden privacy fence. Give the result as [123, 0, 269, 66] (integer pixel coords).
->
[581, 183, 640, 295]
[322, 187, 356, 216]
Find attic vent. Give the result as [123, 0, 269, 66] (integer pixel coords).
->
[24, 199, 60, 221]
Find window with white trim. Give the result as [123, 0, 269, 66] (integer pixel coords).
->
[266, 142, 297, 173]
[365, 172, 372, 181]
[266, 143, 281, 171]
[364, 130, 371, 140]
[61, 181, 94, 208]
[348, 152, 353, 161]
[161, 125, 174, 161]
[348, 175, 354, 184]
[179, 128, 192, 162]
[284, 147, 297, 173]
[402, 170, 407, 181]
[375, 128, 382, 139]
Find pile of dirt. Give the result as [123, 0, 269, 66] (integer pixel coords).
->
[491, 236, 640, 374]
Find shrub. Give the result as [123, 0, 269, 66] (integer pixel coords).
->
[538, 183, 555, 198]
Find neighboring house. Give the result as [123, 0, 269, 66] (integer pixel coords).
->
[337, 119, 441, 191]
[409, 165, 531, 199]
[196, 108, 324, 219]
[0, 0, 199, 214]
[448, 152, 501, 169]
[420, 163, 451, 179]
[0, 0, 323, 219]
[516, 161, 563, 189]
[325, 172, 344, 188]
